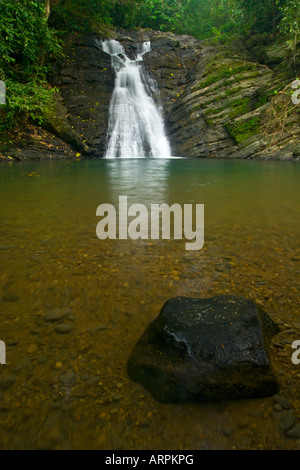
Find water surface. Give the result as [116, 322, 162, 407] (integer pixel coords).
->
[0, 158, 299, 449]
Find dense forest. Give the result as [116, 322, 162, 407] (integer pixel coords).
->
[0, 0, 299, 131]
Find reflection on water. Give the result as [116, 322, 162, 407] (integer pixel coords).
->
[0, 159, 300, 450]
[104, 158, 172, 203]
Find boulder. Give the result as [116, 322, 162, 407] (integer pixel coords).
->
[127, 295, 279, 403]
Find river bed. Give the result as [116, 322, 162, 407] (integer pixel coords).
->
[0, 158, 299, 449]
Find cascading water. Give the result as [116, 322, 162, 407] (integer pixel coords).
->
[102, 39, 171, 159]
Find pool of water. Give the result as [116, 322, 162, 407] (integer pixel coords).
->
[0, 158, 299, 449]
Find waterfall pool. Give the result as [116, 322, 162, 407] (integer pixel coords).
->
[0, 158, 299, 449]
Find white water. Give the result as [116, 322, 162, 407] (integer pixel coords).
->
[102, 39, 171, 159]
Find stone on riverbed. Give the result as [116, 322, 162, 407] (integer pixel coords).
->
[127, 295, 279, 403]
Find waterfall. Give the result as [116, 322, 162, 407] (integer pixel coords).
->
[102, 39, 171, 159]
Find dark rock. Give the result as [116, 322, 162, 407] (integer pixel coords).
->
[44, 94, 85, 152]
[127, 295, 279, 404]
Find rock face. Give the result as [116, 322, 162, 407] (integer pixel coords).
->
[1, 28, 299, 160]
[50, 35, 116, 157]
[127, 295, 279, 403]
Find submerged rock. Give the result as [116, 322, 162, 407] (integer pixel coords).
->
[127, 295, 279, 403]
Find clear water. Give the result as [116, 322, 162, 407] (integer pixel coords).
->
[102, 40, 171, 159]
[0, 158, 300, 450]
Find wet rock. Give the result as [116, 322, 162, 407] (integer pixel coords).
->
[44, 94, 85, 152]
[127, 295, 279, 403]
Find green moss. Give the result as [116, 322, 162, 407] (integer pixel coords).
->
[224, 86, 243, 97]
[228, 97, 251, 118]
[197, 62, 258, 90]
[204, 97, 251, 119]
[225, 117, 260, 144]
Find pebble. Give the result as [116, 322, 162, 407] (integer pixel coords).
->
[60, 371, 75, 386]
[2, 292, 20, 302]
[274, 395, 291, 410]
[44, 308, 64, 322]
[271, 339, 285, 348]
[13, 357, 31, 373]
[81, 374, 90, 382]
[286, 424, 300, 439]
[280, 412, 297, 432]
[7, 340, 18, 347]
[87, 376, 101, 385]
[222, 425, 235, 437]
[87, 324, 108, 333]
[274, 404, 283, 412]
[55, 323, 72, 334]
[1, 375, 16, 389]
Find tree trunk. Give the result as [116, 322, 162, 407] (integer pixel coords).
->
[45, 0, 51, 20]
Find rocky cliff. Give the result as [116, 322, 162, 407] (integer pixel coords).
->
[1, 28, 299, 161]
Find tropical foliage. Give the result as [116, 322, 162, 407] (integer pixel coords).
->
[0, 0, 299, 130]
